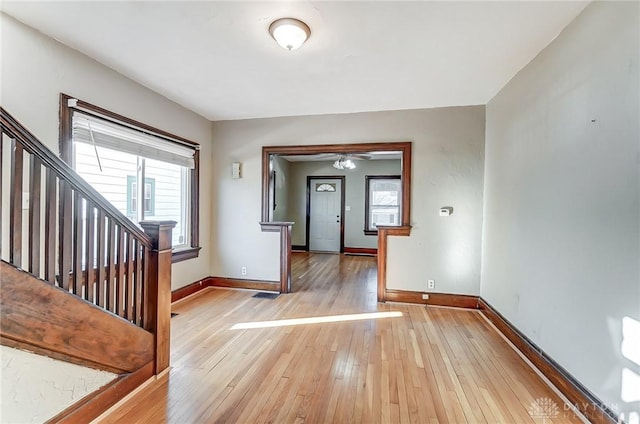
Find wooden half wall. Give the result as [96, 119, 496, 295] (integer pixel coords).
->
[0, 261, 153, 374]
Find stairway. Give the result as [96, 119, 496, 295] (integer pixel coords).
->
[0, 107, 174, 422]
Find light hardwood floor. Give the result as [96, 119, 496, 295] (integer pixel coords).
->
[100, 253, 582, 423]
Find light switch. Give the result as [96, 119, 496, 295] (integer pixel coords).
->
[345, 205, 351, 212]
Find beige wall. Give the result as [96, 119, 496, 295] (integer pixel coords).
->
[211, 106, 485, 294]
[0, 14, 213, 290]
[482, 1, 639, 415]
[271, 155, 291, 222]
[287, 159, 401, 249]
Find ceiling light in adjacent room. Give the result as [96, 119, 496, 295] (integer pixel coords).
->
[333, 156, 356, 170]
[269, 18, 311, 51]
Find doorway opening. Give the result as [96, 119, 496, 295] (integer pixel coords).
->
[260, 142, 412, 296]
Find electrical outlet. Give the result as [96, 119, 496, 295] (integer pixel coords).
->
[422, 294, 429, 300]
[427, 279, 435, 290]
[241, 267, 247, 276]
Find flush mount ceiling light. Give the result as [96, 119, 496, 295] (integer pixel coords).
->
[269, 18, 311, 51]
[333, 155, 356, 170]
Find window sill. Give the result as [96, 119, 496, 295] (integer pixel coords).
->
[365, 225, 405, 236]
[172, 246, 201, 263]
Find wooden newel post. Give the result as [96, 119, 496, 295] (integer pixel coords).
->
[140, 220, 176, 375]
[259, 222, 294, 294]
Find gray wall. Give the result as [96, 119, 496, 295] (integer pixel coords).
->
[211, 106, 485, 293]
[0, 14, 213, 290]
[482, 1, 639, 415]
[287, 159, 401, 248]
[271, 155, 291, 222]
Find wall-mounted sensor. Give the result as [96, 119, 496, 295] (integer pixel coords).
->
[439, 207, 453, 216]
[232, 162, 241, 179]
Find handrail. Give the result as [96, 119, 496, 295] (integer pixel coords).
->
[0, 107, 176, 420]
[0, 107, 151, 246]
[1, 106, 159, 327]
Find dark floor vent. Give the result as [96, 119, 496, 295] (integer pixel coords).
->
[252, 292, 279, 300]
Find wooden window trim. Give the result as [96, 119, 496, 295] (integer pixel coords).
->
[364, 175, 401, 236]
[58, 93, 200, 263]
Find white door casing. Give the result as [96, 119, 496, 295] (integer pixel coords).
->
[309, 178, 342, 252]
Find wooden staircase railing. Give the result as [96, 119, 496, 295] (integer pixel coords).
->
[0, 107, 174, 376]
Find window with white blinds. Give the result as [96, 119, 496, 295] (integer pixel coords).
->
[61, 96, 201, 261]
[72, 112, 196, 169]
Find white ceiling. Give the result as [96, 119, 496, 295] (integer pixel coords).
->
[2, 1, 588, 121]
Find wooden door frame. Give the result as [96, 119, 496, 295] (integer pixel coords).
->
[261, 142, 411, 226]
[260, 142, 413, 301]
[306, 176, 346, 253]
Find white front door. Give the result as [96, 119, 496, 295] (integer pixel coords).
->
[309, 178, 342, 252]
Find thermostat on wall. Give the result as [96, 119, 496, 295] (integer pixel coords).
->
[232, 162, 241, 179]
[439, 207, 453, 216]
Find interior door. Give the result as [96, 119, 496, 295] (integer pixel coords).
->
[309, 178, 342, 252]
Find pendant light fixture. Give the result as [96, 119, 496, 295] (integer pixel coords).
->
[269, 18, 311, 51]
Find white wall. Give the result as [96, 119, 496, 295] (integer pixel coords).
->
[287, 159, 401, 249]
[0, 14, 213, 290]
[482, 1, 639, 417]
[0, 346, 115, 423]
[211, 106, 485, 294]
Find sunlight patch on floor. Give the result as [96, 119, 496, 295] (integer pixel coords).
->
[230, 311, 403, 330]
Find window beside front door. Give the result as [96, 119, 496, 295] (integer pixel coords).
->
[365, 175, 401, 235]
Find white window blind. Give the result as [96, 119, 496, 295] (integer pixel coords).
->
[72, 112, 197, 169]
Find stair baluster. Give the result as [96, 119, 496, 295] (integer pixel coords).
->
[1, 106, 172, 334]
